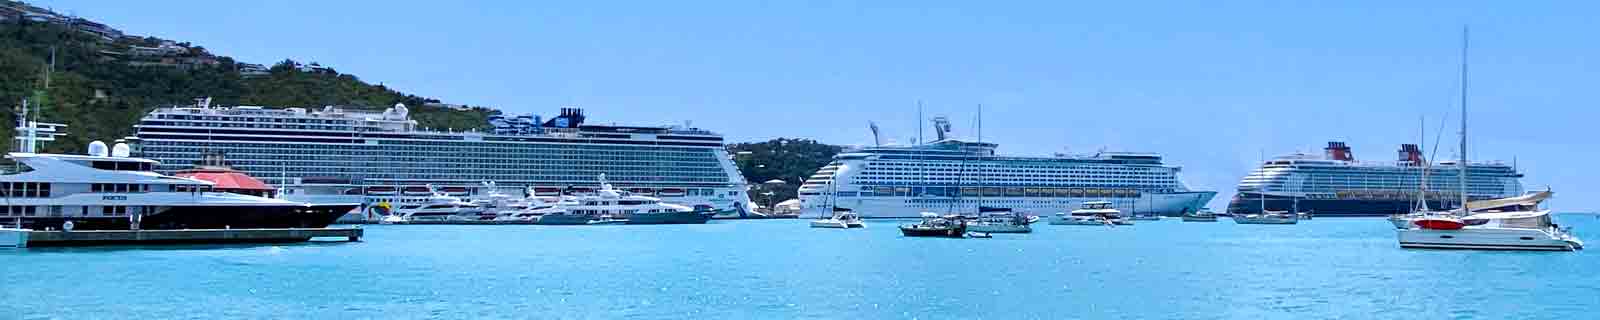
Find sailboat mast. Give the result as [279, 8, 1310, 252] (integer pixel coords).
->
[976, 104, 983, 211]
[1457, 26, 1471, 214]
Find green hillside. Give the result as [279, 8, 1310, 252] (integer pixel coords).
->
[728, 138, 842, 205]
[1, 15, 494, 154]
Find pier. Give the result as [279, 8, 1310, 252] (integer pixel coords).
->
[392, 220, 540, 225]
[1, 227, 363, 248]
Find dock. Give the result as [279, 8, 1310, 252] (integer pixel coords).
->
[1, 227, 363, 248]
[391, 220, 540, 225]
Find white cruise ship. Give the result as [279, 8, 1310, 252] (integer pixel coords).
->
[1227, 142, 1523, 217]
[124, 100, 754, 217]
[797, 118, 1215, 218]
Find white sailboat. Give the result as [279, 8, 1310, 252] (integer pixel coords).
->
[1396, 27, 1583, 251]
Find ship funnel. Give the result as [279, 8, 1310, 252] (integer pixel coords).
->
[1397, 144, 1424, 166]
[111, 143, 131, 157]
[931, 116, 952, 141]
[1324, 141, 1354, 161]
[87, 141, 109, 157]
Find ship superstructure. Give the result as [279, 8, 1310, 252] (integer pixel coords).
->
[1226, 141, 1523, 217]
[127, 101, 753, 217]
[797, 118, 1214, 218]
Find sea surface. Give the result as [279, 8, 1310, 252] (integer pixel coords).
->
[4, 215, 1599, 319]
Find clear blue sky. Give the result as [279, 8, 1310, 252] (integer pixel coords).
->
[36, 1, 1600, 210]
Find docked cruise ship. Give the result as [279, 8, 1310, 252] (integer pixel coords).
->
[797, 118, 1215, 218]
[1226, 142, 1523, 217]
[124, 100, 753, 217]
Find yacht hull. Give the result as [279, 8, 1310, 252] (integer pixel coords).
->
[1048, 217, 1131, 225]
[810, 220, 849, 228]
[18, 204, 356, 231]
[624, 212, 714, 225]
[1231, 217, 1298, 225]
[1398, 228, 1579, 251]
[899, 225, 966, 238]
[965, 223, 1031, 233]
[535, 215, 595, 225]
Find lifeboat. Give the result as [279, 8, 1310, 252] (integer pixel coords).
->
[366, 186, 397, 195]
[402, 186, 432, 195]
[627, 188, 655, 195]
[533, 187, 560, 196]
[1414, 216, 1466, 230]
[443, 186, 470, 196]
[568, 187, 595, 194]
[658, 188, 686, 197]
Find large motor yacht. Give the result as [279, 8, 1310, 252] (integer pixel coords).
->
[393, 187, 483, 222]
[555, 174, 714, 225]
[1, 143, 355, 230]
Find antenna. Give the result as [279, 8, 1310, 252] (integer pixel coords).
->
[1457, 25, 1470, 215]
[868, 121, 882, 147]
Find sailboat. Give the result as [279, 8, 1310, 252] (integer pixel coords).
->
[810, 178, 865, 229]
[1396, 27, 1582, 251]
[1234, 153, 1298, 224]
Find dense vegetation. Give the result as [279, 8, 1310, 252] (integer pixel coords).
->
[728, 138, 842, 205]
[1, 18, 494, 154]
[3, 5, 837, 196]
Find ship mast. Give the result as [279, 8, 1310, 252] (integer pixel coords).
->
[1457, 26, 1470, 215]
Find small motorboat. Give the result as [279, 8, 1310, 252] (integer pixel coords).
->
[1181, 209, 1218, 222]
[810, 207, 865, 229]
[379, 214, 406, 224]
[1232, 211, 1298, 225]
[965, 232, 993, 238]
[966, 207, 1033, 233]
[1050, 201, 1131, 226]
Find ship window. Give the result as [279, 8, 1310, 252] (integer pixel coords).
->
[92, 161, 116, 170]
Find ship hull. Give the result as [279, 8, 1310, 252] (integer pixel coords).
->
[1227, 193, 1474, 217]
[15, 204, 357, 231]
[803, 192, 1215, 219]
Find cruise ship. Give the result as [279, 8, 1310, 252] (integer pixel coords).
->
[797, 118, 1215, 218]
[124, 100, 754, 217]
[1226, 142, 1523, 217]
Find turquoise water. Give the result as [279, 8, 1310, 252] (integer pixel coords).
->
[4, 215, 1598, 319]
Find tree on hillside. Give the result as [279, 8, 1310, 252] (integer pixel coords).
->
[728, 138, 842, 207]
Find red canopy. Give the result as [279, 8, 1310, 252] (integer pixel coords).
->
[176, 169, 274, 191]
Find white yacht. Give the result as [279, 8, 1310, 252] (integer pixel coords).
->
[545, 174, 713, 225]
[1181, 209, 1218, 222]
[394, 188, 483, 222]
[1396, 30, 1582, 251]
[966, 207, 1034, 233]
[1397, 194, 1582, 251]
[809, 207, 865, 229]
[2, 114, 357, 230]
[466, 182, 531, 218]
[1050, 201, 1130, 226]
